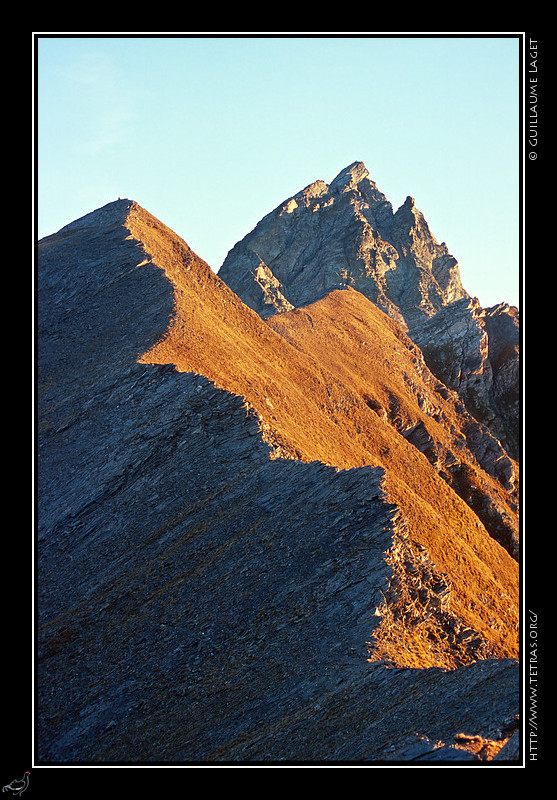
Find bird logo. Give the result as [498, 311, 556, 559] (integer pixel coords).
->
[2, 773, 30, 796]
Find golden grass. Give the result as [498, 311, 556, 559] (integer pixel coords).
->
[127, 202, 519, 667]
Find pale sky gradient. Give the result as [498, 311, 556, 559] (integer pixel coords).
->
[36, 34, 522, 308]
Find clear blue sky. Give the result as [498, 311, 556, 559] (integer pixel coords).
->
[36, 34, 521, 308]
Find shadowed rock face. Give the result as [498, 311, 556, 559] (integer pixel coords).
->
[218, 161, 469, 326]
[218, 161, 520, 460]
[411, 298, 520, 460]
[37, 198, 520, 764]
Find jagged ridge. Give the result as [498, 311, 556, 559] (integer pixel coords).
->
[36, 197, 520, 763]
[129, 200, 519, 660]
[218, 160, 469, 326]
[218, 161, 520, 460]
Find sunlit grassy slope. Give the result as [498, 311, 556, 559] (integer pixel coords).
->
[130, 202, 519, 668]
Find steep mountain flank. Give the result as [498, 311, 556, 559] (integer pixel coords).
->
[265, 292, 519, 559]
[218, 161, 520, 459]
[412, 298, 520, 459]
[37, 199, 519, 763]
[219, 161, 469, 326]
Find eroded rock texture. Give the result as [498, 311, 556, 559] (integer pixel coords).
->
[36, 198, 520, 764]
[219, 161, 520, 460]
[411, 299, 520, 459]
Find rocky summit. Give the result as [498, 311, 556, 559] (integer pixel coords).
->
[219, 161, 520, 460]
[36, 170, 521, 765]
[219, 161, 469, 326]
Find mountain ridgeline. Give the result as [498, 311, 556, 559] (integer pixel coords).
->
[36, 162, 521, 763]
[219, 161, 519, 461]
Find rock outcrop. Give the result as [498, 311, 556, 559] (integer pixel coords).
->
[411, 298, 520, 460]
[219, 161, 469, 325]
[218, 161, 520, 459]
[36, 198, 520, 764]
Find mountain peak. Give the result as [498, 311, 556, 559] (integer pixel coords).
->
[330, 160, 370, 189]
[37, 190, 520, 763]
[59, 198, 134, 232]
[219, 162, 468, 327]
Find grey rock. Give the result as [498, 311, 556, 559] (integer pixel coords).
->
[36, 200, 520, 764]
[218, 162, 519, 461]
[493, 730, 521, 761]
[412, 298, 520, 460]
[218, 161, 468, 326]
